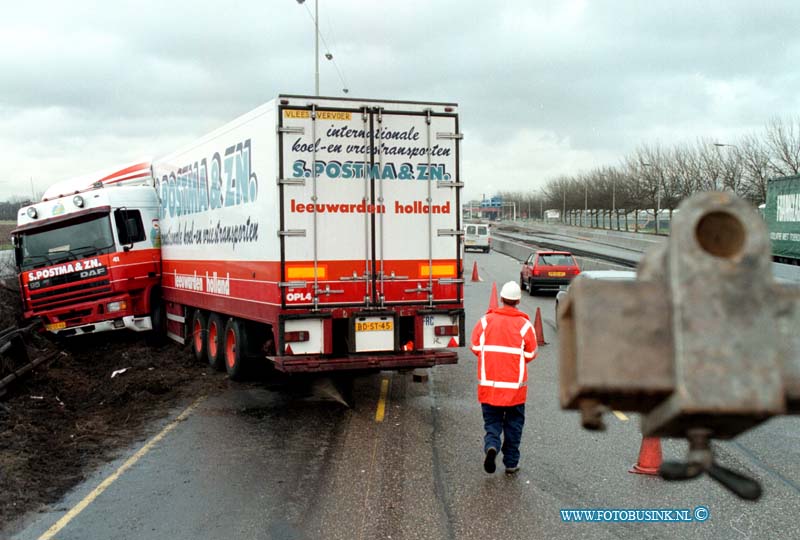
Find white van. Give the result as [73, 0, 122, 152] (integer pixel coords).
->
[465, 223, 491, 253]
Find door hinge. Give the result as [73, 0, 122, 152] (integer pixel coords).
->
[277, 177, 306, 186]
[437, 229, 465, 237]
[278, 229, 307, 237]
[436, 181, 464, 188]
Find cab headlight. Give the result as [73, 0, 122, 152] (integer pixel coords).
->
[26, 207, 38, 219]
[107, 301, 128, 313]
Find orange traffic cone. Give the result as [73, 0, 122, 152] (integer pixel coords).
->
[489, 282, 498, 310]
[533, 307, 546, 345]
[629, 437, 662, 476]
[471, 261, 481, 282]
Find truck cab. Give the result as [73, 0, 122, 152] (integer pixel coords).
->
[13, 165, 161, 336]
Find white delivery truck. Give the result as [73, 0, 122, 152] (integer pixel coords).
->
[153, 95, 465, 376]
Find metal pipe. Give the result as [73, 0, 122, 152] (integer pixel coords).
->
[377, 108, 385, 307]
[311, 104, 319, 309]
[426, 110, 434, 305]
[362, 107, 370, 305]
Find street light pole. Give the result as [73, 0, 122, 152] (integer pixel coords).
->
[641, 162, 658, 235]
[611, 175, 617, 230]
[584, 182, 588, 227]
[656, 186, 661, 235]
[314, 0, 319, 95]
[297, 0, 320, 95]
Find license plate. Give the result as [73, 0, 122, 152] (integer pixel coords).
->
[465, 240, 475, 245]
[46, 322, 66, 331]
[355, 321, 394, 332]
[548, 272, 566, 277]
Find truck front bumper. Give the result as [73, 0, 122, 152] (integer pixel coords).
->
[50, 315, 153, 337]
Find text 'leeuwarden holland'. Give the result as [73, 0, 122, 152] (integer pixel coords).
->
[289, 199, 451, 215]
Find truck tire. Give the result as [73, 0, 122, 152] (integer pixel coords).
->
[223, 318, 248, 381]
[191, 310, 207, 363]
[206, 313, 226, 371]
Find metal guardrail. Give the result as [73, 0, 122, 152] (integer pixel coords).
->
[491, 229, 639, 268]
[0, 320, 57, 398]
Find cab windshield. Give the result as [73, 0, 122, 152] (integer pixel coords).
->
[16, 213, 116, 270]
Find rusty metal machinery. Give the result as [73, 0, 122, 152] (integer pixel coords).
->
[558, 191, 800, 500]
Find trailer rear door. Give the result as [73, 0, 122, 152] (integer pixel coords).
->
[277, 97, 463, 309]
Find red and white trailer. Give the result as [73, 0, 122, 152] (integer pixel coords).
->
[154, 95, 465, 375]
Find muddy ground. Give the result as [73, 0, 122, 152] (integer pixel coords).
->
[0, 285, 228, 528]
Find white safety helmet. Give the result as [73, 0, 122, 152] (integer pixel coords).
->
[500, 281, 522, 301]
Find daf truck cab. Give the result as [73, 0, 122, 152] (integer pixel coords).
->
[13, 163, 162, 336]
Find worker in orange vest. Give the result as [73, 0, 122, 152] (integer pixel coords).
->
[470, 281, 537, 475]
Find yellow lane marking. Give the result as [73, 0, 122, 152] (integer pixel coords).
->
[38, 397, 206, 540]
[375, 378, 390, 422]
[613, 410, 629, 421]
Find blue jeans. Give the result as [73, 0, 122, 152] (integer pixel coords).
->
[481, 403, 525, 468]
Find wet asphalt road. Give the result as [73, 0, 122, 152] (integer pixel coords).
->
[7, 250, 800, 540]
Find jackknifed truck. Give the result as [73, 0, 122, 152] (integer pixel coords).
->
[13, 95, 465, 376]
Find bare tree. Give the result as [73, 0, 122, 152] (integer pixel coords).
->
[765, 117, 800, 176]
[714, 144, 745, 195]
[671, 144, 702, 199]
[739, 133, 771, 204]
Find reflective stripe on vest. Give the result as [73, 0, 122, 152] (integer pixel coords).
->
[520, 320, 535, 359]
[476, 315, 527, 390]
[479, 379, 528, 389]
[479, 316, 488, 383]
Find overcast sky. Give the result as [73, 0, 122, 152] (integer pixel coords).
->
[2, 0, 799, 204]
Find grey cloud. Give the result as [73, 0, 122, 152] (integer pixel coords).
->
[3, 0, 800, 201]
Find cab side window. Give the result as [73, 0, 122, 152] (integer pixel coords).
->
[114, 209, 145, 245]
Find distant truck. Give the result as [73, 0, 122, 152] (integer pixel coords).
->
[763, 174, 800, 264]
[13, 95, 465, 376]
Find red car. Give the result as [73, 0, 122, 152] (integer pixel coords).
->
[520, 250, 580, 294]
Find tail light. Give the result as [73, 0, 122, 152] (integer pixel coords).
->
[533, 269, 540, 276]
[284, 331, 310, 342]
[434, 325, 459, 337]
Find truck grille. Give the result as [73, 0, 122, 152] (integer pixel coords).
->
[29, 279, 113, 312]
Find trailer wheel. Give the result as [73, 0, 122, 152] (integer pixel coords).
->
[191, 310, 207, 363]
[224, 318, 248, 381]
[206, 313, 225, 371]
